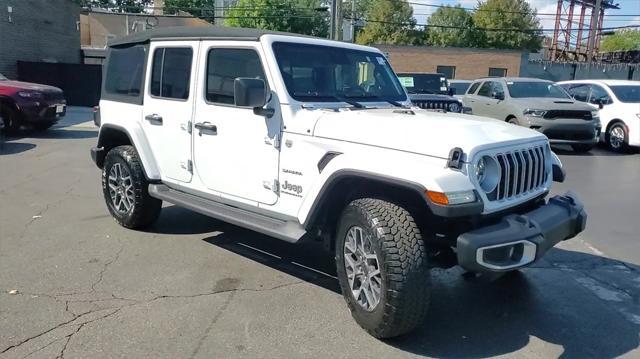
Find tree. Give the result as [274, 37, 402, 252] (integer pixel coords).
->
[473, 0, 542, 51]
[164, 0, 216, 20]
[356, 0, 424, 45]
[426, 5, 485, 48]
[601, 29, 640, 52]
[224, 0, 329, 37]
[72, 0, 151, 13]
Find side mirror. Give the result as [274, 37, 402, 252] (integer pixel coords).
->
[492, 91, 504, 100]
[596, 98, 605, 109]
[234, 78, 274, 118]
[448, 88, 456, 96]
[234, 78, 267, 108]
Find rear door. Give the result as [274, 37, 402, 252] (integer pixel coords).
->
[142, 41, 198, 183]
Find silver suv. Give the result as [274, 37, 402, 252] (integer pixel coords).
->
[463, 77, 601, 152]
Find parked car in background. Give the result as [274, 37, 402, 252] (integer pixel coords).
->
[463, 77, 601, 152]
[0, 72, 66, 132]
[558, 80, 640, 152]
[396, 72, 464, 113]
[449, 79, 472, 100]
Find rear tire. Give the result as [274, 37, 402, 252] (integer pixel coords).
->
[507, 117, 519, 125]
[571, 144, 594, 153]
[102, 145, 162, 229]
[335, 198, 431, 338]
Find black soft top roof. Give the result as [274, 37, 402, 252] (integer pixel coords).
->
[108, 26, 311, 47]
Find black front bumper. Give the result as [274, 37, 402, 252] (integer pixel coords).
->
[457, 192, 587, 272]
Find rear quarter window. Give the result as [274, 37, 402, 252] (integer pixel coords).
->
[103, 45, 147, 104]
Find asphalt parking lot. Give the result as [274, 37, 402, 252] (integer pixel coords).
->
[1, 109, 639, 358]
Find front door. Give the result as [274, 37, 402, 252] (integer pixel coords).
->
[192, 43, 281, 205]
[142, 42, 198, 183]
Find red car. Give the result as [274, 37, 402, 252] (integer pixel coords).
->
[0, 73, 66, 132]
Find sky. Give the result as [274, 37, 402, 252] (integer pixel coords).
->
[409, 0, 640, 31]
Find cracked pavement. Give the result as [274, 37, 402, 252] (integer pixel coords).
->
[1, 113, 639, 358]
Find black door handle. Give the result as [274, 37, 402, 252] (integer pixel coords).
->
[144, 113, 163, 125]
[194, 122, 217, 136]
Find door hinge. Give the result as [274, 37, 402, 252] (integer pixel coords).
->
[181, 121, 192, 134]
[264, 135, 281, 149]
[181, 160, 193, 172]
[263, 179, 280, 194]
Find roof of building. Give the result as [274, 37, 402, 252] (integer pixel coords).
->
[108, 25, 311, 47]
[474, 77, 552, 83]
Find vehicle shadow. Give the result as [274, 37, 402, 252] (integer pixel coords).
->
[552, 144, 638, 157]
[3, 128, 97, 141]
[0, 141, 36, 155]
[200, 225, 639, 358]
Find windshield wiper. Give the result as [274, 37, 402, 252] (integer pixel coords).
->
[293, 93, 364, 108]
[356, 96, 407, 108]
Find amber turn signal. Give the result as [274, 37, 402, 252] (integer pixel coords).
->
[426, 190, 449, 205]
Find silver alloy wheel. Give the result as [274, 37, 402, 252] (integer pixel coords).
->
[610, 125, 625, 149]
[343, 226, 382, 311]
[108, 163, 134, 214]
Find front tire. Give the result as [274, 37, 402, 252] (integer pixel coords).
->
[102, 145, 162, 229]
[335, 198, 431, 338]
[606, 122, 628, 153]
[1, 106, 21, 133]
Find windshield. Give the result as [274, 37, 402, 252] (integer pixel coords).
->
[272, 42, 406, 103]
[0, 73, 7, 81]
[397, 73, 448, 95]
[610, 85, 640, 103]
[507, 81, 571, 99]
[450, 81, 471, 95]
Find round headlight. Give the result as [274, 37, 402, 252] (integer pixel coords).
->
[448, 102, 461, 113]
[476, 155, 500, 193]
[475, 157, 486, 183]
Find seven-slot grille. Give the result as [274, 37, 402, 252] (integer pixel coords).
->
[414, 101, 450, 110]
[488, 145, 549, 201]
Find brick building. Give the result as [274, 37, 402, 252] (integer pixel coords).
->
[377, 45, 527, 80]
[0, 0, 81, 79]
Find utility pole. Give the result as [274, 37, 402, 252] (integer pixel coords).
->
[330, 0, 337, 40]
[587, 0, 602, 64]
[350, 0, 356, 43]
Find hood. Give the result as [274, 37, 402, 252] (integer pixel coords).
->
[312, 108, 547, 160]
[0, 80, 62, 92]
[509, 97, 595, 111]
[409, 93, 458, 102]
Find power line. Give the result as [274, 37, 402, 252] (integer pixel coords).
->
[407, 1, 640, 17]
[345, 15, 640, 33]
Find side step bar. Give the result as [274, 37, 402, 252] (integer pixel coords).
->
[148, 184, 306, 243]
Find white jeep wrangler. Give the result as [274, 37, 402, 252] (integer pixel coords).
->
[91, 27, 587, 338]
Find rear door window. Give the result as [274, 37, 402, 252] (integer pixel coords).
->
[150, 47, 193, 100]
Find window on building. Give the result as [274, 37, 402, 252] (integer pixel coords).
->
[488, 67, 507, 77]
[150, 47, 193, 100]
[206, 48, 266, 105]
[104, 45, 146, 97]
[436, 65, 456, 79]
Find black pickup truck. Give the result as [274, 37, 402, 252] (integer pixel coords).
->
[397, 72, 468, 113]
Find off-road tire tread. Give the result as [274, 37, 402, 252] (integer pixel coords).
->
[102, 145, 161, 229]
[338, 198, 431, 338]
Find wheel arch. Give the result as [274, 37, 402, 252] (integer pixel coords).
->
[605, 118, 626, 133]
[96, 124, 161, 180]
[0, 96, 18, 113]
[302, 170, 433, 250]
